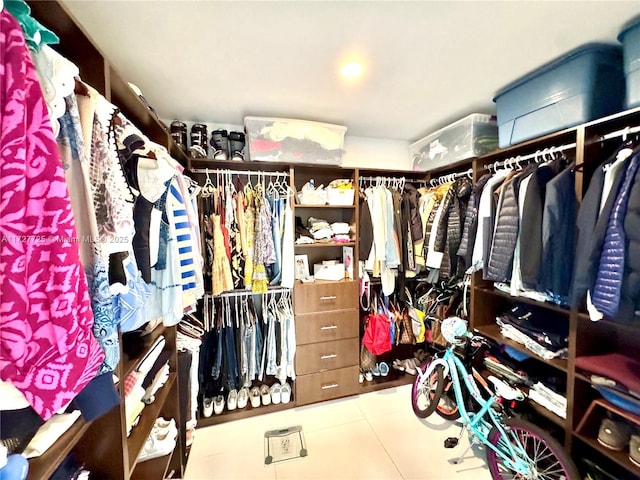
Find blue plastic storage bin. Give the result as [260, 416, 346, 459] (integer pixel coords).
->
[619, 18, 640, 109]
[493, 43, 625, 148]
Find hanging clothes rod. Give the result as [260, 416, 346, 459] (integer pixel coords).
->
[484, 142, 577, 172]
[209, 287, 292, 298]
[189, 167, 290, 177]
[598, 124, 640, 142]
[359, 175, 407, 183]
[429, 168, 473, 184]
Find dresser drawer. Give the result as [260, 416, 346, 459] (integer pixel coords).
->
[295, 366, 359, 405]
[296, 310, 358, 345]
[294, 280, 358, 314]
[295, 338, 359, 375]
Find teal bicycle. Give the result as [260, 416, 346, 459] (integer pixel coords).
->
[412, 317, 579, 480]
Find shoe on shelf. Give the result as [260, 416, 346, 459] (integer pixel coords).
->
[237, 387, 249, 409]
[210, 129, 230, 161]
[414, 349, 430, 364]
[364, 371, 373, 382]
[138, 424, 177, 463]
[260, 385, 271, 406]
[630, 434, 640, 467]
[227, 389, 238, 411]
[281, 382, 292, 404]
[598, 417, 633, 450]
[379, 362, 389, 376]
[152, 417, 176, 437]
[392, 359, 405, 372]
[358, 372, 364, 383]
[213, 395, 225, 415]
[403, 358, 419, 376]
[271, 383, 282, 405]
[372, 363, 381, 376]
[202, 398, 213, 418]
[250, 387, 261, 408]
[229, 131, 246, 161]
[186, 428, 195, 447]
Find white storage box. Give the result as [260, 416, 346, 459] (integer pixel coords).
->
[245, 116, 347, 165]
[411, 114, 498, 171]
[313, 262, 346, 281]
[327, 188, 355, 206]
[297, 189, 327, 205]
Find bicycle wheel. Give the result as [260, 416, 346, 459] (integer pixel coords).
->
[486, 417, 579, 480]
[411, 363, 445, 418]
[434, 376, 460, 421]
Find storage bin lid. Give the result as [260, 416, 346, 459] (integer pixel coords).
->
[493, 43, 623, 102]
[618, 16, 640, 42]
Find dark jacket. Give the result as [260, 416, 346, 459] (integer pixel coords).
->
[359, 193, 374, 260]
[404, 183, 423, 242]
[520, 163, 560, 288]
[620, 162, 640, 321]
[458, 174, 491, 270]
[486, 175, 520, 282]
[539, 165, 576, 301]
[592, 151, 640, 317]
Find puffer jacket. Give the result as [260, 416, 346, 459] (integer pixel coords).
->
[458, 174, 491, 269]
[486, 176, 520, 282]
[620, 162, 640, 321]
[404, 183, 423, 242]
[592, 151, 640, 317]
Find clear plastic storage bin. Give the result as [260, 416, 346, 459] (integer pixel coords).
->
[619, 18, 640, 109]
[494, 43, 625, 147]
[411, 114, 498, 172]
[245, 116, 347, 165]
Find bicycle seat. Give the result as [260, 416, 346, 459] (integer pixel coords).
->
[488, 376, 525, 401]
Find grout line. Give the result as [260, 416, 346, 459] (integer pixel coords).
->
[357, 403, 405, 479]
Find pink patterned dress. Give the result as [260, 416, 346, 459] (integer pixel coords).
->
[0, 11, 104, 420]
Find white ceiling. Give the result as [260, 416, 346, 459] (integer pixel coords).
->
[62, 1, 640, 142]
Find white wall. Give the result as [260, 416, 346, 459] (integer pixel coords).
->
[162, 119, 411, 170]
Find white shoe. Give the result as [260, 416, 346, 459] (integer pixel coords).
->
[138, 424, 177, 462]
[237, 387, 249, 409]
[250, 387, 261, 408]
[270, 383, 282, 405]
[152, 417, 176, 437]
[227, 389, 238, 411]
[260, 385, 271, 406]
[213, 395, 225, 415]
[280, 382, 292, 404]
[203, 398, 213, 418]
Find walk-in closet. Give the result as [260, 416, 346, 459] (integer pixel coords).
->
[2, 1, 640, 479]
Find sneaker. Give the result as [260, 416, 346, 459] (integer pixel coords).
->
[358, 372, 364, 383]
[630, 434, 640, 467]
[379, 362, 389, 376]
[598, 417, 633, 451]
[237, 387, 249, 409]
[210, 129, 230, 161]
[138, 425, 177, 463]
[260, 385, 271, 406]
[213, 395, 225, 415]
[403, 358, 419, 376]
[270, 383, 282, 405]
[364, 371, 373, 382]
[250, 387, 261, 408]
[372, 364, 381, 376]
[227, 389, 238, 411]
[281, 382, 292, 404]
[202, 398, 213, 418]
[229, 131, 245, 161]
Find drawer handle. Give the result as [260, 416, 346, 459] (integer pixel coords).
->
[321, 383, 339, 390]
[321, 354, 337, 360]
[319, 295, 337, 301]
[320, 325, 338, 331]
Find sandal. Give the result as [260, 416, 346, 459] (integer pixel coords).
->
[392, 359, 405, 371]
[403, 358, 419, 376]
[414, 349, 430, 363]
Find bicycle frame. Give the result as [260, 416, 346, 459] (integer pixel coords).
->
[417, 348, 533, 475]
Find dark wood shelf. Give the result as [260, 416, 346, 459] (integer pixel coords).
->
[187, 157, 291, 172]
[27, 417, 91, 480]
[130, 451, 174, 480]
[575, 432, 640, 476]
[121, 324, 167, 379]
[196, 399, 296, 427]
[128, 374, 177, 470]
[295, 204, 355, 209]
[474, 323, 568, 373]
[577, 311, 640, 330]
[295, 241, 356, 248]
[358, 371, 415, 394]
[474, 285, 570, 315]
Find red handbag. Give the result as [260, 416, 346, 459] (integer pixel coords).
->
[362, 296, 392, 355]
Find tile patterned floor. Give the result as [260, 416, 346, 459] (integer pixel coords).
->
[185, 384, 492, 480]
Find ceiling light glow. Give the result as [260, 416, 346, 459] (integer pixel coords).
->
[341, 62, 363, 78]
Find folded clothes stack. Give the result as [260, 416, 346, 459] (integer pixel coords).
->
[528, 382, 567, 419]
[496, 305, 568, 360]
[295, 216, 354, 244]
